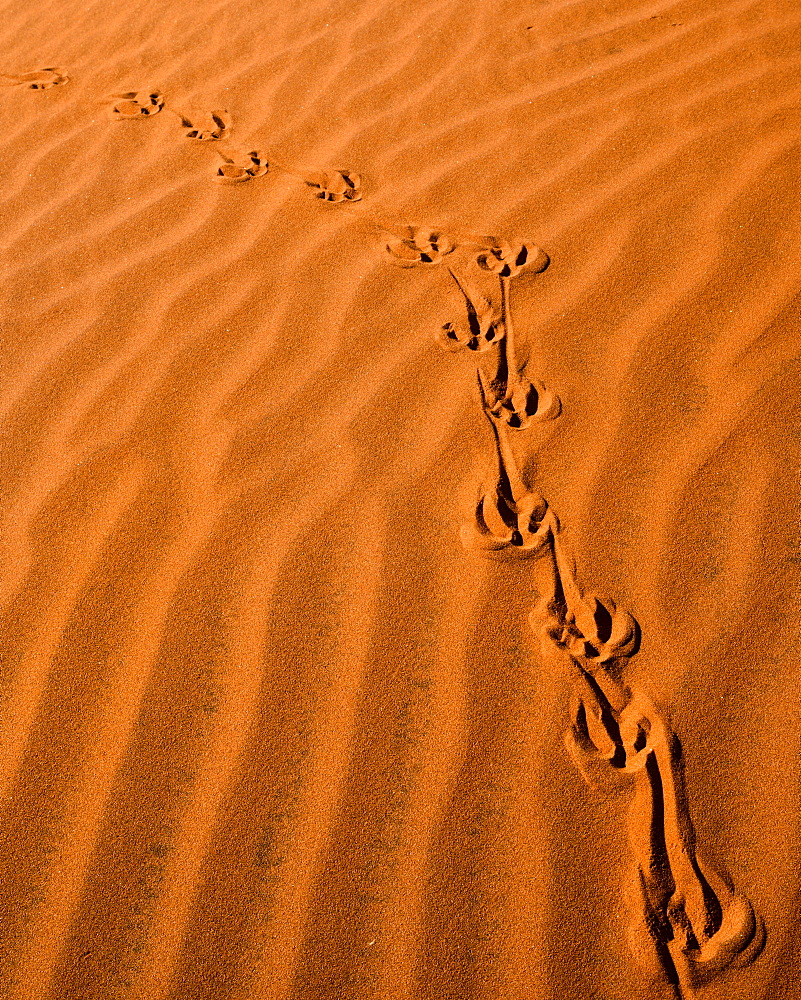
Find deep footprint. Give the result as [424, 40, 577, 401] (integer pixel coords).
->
[436, 270, 502, 353]
[486, 379, 562, 429]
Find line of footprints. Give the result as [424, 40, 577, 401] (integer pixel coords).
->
[0, 67, 362, 198]
[3, 67, 767, 991]
[3, 66, 560, 553]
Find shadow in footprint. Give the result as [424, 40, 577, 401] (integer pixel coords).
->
[109, 91, 164, 120]
[173, 108, 231, 141]
[214, 148, 269, 183]
[486, 379, 562, 430]
[305, 169, 363, 203]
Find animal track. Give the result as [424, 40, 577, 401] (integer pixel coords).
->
[109, 91, 165, 119]
[486, 248, 559, 428]
[436, 270, 501, 353]
[386, 224, 764, 992]
[305, 169, 363, 203]
[387, 227, 456, 266]
[484, 378, 561, 429]
[461, 485, 550, 559]
[0, 68, 69, 90]
[385, 224, 560, 435]
[526, 511, 764, 992]
[437, 320, 503, 353]
[0, 64, 766, 993]
[476, 240, 550, 279]
[0, 72, 369, 215]
[464, 480, 553, 557]
[208, 146, 364, 205]
[173, 108, 231, 141]
[461, 384, 556, 557]
[214, 149, 270, 183]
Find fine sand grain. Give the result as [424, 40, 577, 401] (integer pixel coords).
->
[0, 0, 800, 997]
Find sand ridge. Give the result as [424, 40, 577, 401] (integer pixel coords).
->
[0, 0, 800, 997]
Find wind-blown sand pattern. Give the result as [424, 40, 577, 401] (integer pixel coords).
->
[0, 0, 800, 997]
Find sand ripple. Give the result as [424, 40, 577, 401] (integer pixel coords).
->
[0, 0, 800, 997]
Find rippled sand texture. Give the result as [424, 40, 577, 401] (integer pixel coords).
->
[0, 0, 800, 997]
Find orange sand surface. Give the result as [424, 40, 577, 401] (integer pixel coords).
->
[0, 0, 800, 998]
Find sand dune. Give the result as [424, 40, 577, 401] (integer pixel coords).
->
[0, 0, 800, 996]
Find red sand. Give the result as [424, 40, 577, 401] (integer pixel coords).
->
[0, 0, 800, 997]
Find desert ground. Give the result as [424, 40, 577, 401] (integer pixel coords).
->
[0, 0, 800, 997]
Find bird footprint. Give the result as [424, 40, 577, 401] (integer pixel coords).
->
[110, 91, 165, 119]
[174, 108, 231, 141]
[0, 68, 69, 90]
[305, 169, 363, 203]
[486, 379, 562, 428]
[462, 486, 553, 558]
[214, 149, 269, 183]
[435, 270, 503, 353]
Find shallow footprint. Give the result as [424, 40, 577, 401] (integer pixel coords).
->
[305, 169, 363, 203]
[0, 68, 69, 90]
[386, 227, 456, 267]
[109, 91, 164, 119]
[173, 108, 231, 141]
[214, 148, 269, 183]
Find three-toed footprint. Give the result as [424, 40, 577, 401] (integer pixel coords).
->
[172, 108, 231, 141]
[305, 169, 363, 203]
[109, 91, 164, 119]
[214, 148, 269, 183]
[1, 69, 368, 211]
[0, 68, 69, 89]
